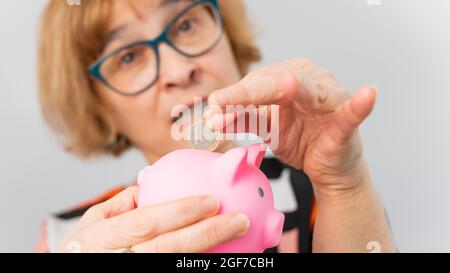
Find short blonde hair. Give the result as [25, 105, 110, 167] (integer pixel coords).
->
[38, 0, 261, 158]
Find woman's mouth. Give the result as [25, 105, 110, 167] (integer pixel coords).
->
[171, 97, 209, 124]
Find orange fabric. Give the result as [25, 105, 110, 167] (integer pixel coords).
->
[310, 198, 318, 230]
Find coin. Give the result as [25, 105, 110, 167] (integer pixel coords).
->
[185, 118, 222, 152]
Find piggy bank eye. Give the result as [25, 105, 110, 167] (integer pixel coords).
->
[258, 187, 264, 198]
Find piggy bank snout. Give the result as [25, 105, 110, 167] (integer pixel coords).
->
[262, 210, 285, 249]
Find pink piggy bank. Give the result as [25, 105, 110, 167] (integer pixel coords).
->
[137, 144, 285, 253]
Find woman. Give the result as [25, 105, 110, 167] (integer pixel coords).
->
[35, 0, 395, 253]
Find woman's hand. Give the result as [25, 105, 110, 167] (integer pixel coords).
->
[58, 186, 249, 253]
[207, 58, 395, 252]
[206, 59, 376, 197]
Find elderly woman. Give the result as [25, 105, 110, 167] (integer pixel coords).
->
[35, 0, 395, 253]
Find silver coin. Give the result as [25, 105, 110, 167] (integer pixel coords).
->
[185, 118, 222, 152]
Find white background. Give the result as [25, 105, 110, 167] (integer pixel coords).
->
[0, 0, 449, 252]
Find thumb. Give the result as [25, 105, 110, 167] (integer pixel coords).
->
[76, 186, 140, 229]
[328, 86, 378, 145]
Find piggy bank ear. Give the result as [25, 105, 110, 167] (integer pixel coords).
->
[247, 143, 267, 168]
[212, 147, 248, 186]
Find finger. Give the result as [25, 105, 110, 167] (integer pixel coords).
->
[95, 195, 220, 250]
[327, 86, 377, 145]
[208, 75, 284, 109]
[131, 213, 250, 253]
[205, 105, 279, 151]
[281, 72, 350, 113]
[207, 105, 275, 137]
[76, 186, 139, 230]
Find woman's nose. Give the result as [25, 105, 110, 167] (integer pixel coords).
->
[158, 44, 198, 90]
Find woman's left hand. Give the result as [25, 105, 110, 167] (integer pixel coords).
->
[206, 58, 377, 197]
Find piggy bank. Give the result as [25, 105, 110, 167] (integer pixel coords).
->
[137, 144, 285, 253]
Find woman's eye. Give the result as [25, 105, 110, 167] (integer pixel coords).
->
[120, 52, 135, 65]
[178, 19, 195, 33]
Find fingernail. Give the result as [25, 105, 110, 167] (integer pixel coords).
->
[230, 214, 250, 235]
[202, 197, 220, 213]
[370, 85, 379, 92]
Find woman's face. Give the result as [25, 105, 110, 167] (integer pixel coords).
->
[95, 0, 242, 163]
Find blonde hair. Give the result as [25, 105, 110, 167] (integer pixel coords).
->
[38, 0, 261, 158]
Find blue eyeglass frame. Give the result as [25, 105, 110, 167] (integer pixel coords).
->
[89, 0, 222, 96]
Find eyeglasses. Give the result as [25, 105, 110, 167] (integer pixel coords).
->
[89, 0, 223, 96]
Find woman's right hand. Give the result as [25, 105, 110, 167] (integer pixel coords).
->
[57, 186, 250, 253]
